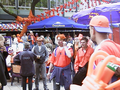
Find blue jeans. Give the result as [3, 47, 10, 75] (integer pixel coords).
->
[53, 78, 69, 90]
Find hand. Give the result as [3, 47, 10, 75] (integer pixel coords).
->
[47, 73, 51, 79]
[63, 41, 67, 47]
[37, 55, 40, 59]
[0, 83, 2, 89]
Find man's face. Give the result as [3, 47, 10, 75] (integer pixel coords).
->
[37, 40, 42, 46]
[58, 39, 63, 47]
[89, 26, 95, 42]
[80, 40, 87, 48]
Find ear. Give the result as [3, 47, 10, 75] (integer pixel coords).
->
[92, 27, 96, 35]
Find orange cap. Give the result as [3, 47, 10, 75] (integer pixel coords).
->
[89, 15, 112, 33]
[57, 34, 66, 40]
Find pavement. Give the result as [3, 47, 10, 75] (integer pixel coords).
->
[4, 78, 65, 90]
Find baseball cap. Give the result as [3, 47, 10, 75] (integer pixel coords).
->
[89, 15, 112, 33]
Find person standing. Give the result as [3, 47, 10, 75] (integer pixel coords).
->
[13, 42, 37, 90]
[27, 31, 35, 49]
[32, 37, 49, 90]
[0, 34, 10, 90]
[21, 33, 28, 43]
[73, 36, 94, 85]
[89, 15, 120, 89]
[47, 34, 73, 90]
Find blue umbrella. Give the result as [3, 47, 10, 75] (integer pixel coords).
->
[27, 16, 88, 30]
[72, 2, 120, 25]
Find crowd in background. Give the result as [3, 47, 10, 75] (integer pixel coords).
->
[1, 31, 96, 90]
[1, 15, 120, 90]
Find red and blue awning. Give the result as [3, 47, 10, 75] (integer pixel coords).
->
[0, 23, 24, 31]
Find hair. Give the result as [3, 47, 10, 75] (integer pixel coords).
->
[24, 42, 30, 49]
[0, 34, 5, 41]
[81, 36, 88, 42]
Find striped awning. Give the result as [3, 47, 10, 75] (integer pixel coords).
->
[0, 23, 24, 31]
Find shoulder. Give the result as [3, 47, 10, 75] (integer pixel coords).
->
[101, 40, 114, 49]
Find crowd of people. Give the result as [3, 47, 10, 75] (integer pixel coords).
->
[0, 15, 120, 90]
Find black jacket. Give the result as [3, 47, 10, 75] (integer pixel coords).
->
[0, 51, 10, 86]
[14, 49, 37, 77]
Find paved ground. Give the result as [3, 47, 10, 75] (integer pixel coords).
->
[4, 78, 65, 90]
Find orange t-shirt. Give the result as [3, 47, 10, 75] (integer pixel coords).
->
[50, 47, 73, 67]
[95, 40, 120, 65]
[74, 46, 94, 72]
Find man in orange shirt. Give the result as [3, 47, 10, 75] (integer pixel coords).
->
[89, 15, 120, 85]
[47, 34, 73, 90]
[73, 36, 94, 85]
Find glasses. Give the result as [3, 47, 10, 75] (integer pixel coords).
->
[38, 41, 42, 42]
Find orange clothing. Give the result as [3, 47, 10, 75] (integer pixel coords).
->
[50, 47, 73, 67]
[95, 40, 120, 65]
[31, 35, 35, 45]
[74, 46, 94, 72]
[17, 37, 23, 43]
[46, 54, 52, 66]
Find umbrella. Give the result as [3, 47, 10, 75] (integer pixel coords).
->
[71, 2, 120, 25]
[27, 16, 88, 32]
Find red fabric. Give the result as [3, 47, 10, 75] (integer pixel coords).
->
[31, 35, 35, 45]
[95, 40, 120, 65]
[113, 27, 120, 44]
[74, 46, 94, 72]
[50, 47, 73, 67]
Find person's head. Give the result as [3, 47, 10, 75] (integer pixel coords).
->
[23, 33, 26, 36]
[24, 42, 30, 49]
[35, 33, 38, 36]
[89, 15, 112, 42]
[74, 37, 80, 44]
[46, 33, 50, 37]
[37, 37, 43, 46]
[13, 35, 16, 38]
[17, 34, 20, 37]
[80, 36, 88, 49]
[30, 31, 34, 35]
[57, 34, 66, 47]
[0, 34, 5, 48]
[40, 35, 44, 41]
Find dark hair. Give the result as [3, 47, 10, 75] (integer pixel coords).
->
[81, 36, 88, 42]
[24, 42, 30, 49]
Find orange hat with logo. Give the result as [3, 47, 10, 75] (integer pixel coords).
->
[57, 34, 66, 40]
[89, 15, 112, 33]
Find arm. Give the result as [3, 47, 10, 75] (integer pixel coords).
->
[47, 63, 54, 79]
[64, 46, 73, 58]
[45, 46, 49, 62]
[74, 53, 80, 73]
[13, 53, 20, 65]
[0, 57, 7, 86]
[32, 46, 35, 52]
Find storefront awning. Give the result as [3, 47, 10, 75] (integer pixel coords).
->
[0, 23, 24, 31]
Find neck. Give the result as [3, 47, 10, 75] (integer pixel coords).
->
[82, 46, 88, 50]
[95, 33, 108, 45]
